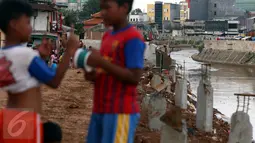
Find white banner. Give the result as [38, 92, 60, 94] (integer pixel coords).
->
[55, 0, 68, 3]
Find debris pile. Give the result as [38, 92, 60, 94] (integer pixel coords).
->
[134, 66, 230, 143]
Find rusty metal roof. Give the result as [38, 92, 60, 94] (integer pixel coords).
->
[91, 12, 102, 18]
[84, 18, 103, 25]
[30, 3, 56, 11]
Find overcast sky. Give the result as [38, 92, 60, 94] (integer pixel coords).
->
[132, 0, 182, 12]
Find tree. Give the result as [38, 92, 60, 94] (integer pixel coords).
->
[79, 0, 100, 20]
[60, 0, 101, 36]
[61, 9, 78, 27]
[131, 8, 143, 15]
[60, 9, 84, 35]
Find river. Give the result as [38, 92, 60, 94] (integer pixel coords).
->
[171, 49, 255, 138]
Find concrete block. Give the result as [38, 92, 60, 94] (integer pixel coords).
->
[148, 95, 167, 131]
[170, 60, 176, 83]
[145, 43, 157, 64]
[141, 94, 152, 110]
[160, 124, 187, 143]
[151, 75, 162, 89]
[228, 111, 253, 143]
[83, 40, 101, 50]
[196, 79, 213, 132]
[175, 78, 188, 109]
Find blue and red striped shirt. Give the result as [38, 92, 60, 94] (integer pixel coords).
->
[93, 25, 146, 113]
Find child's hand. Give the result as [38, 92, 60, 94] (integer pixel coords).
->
[66, 25, 79, 56]
[37, 39, 52, 59]
[87, 49, 102, 67]
[84, 70, 96, 82]
[61, 34, 67, 48]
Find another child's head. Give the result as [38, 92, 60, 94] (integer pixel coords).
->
[0, 0, 33, 43]
[100, 0, 134, 26]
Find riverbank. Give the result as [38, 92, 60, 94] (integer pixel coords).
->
[172, 49, 255, 140]
[135, 64, 230, 143]
[192, 40, 255, 66]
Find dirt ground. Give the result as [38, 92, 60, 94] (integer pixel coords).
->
[0, 69, 159, 143]
[0, 69, 229, 143]
[42, 69, 93, 143]
[0, 69, 93, 143]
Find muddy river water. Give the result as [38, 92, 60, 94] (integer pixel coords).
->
[171, 49, 255, 138]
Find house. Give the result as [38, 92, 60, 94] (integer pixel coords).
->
[29, 0, 63, 33]
[129, 13, 149, 23]
[84, 12, 103, 29]
[83, 12, 106, 40]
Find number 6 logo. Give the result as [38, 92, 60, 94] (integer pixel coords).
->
[7, 111, 29, 137]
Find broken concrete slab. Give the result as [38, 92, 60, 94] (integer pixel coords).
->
[196, 79, 213, 132]
[175, 78, 188, 109]
[151, 75, 162, 89]
[160, 124, 187, 143]
[148, 94, 167, 131]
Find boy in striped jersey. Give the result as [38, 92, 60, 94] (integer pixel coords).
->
[74, 0, 146, 142]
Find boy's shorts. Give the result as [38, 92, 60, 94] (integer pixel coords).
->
[0, 109, 62, 143]
[87, 113, 140, 143]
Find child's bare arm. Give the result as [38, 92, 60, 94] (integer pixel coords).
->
[29, 27, 79, 88]
[46, 29, 79, 88]
[84, 70, 96, 82]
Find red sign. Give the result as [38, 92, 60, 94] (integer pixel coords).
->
[186, 0, 190, 8]
[2, 109, 36, 140]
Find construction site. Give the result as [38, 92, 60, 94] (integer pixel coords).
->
[0, 40, 240, 143]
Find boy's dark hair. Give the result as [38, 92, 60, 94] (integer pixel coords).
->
[43, 121, 62, 142]
[0, 0, 33, 33]
[115, 0, 134, 14]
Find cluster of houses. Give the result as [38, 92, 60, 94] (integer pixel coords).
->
[0, 0, 103, 47]
[0, 1, 147, 47]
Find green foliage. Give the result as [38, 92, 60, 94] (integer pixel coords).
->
[180, 40, 187, 44]
[175, 41, 180, 45]
[195, 40, 202, 45]
[131, 8, 143, 15]
[79, 0, 100, 20]
[74, 23, 84, 35]
[60, 9, 78, 27]
[188, 40, 195, 45]
[197, 44, 204, 53]
[59, 0, 101, 35]
[60, 9, 84, 35]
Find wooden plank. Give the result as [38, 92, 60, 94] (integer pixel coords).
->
[234, 93, 255, 97]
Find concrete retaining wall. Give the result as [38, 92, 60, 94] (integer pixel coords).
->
[83, 40, 101, 50]
[192, 40, 255, 66]
[204, 40, 255, 52]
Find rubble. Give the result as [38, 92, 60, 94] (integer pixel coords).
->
[135, 66, 230, 143]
